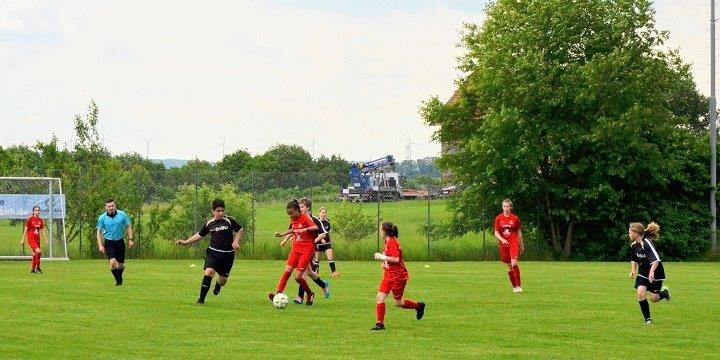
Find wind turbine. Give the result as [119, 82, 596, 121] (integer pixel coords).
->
[405, 131, 422, 161]
[308, 129, 325, 158]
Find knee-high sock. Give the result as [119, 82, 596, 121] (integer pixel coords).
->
[35, 252, 41, 269]
[329, 260, 336, 273]
[376, 303, 386, 323]
[312, 276, 326, 289]
[401, 299, 418, 309]
[512, 265, 521, 287]
[295, 277, 312, 294]
[276, 271, 291, 293]
[111, 268, 121, 283]
[508, 270, 517, 287]
[639, 299, 651, 320]
[199, 275, 212, 302]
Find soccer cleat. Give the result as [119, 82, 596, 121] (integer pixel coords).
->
[416, 302, 426, 320]
[197, 298, 204, 304]
[213, 283, 222, 296]
[512, 287, 519, 293]
[30, 269, 37, 274]
[370, 322, 386, 331]
[644, 318, 653, 325]
[323, 280, 331, 298]
[293, 296, 303, 304]
[306, 292, 315, 306]
[331, 272, 342, 277]
[661, 286, 671, 301]
[516, 287, 523, 293]
[35, 268, 42, 274]
[268, 292, 276, 302]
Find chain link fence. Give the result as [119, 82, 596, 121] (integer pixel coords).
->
[13, 169, 549, 261]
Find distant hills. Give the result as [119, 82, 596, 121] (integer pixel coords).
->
[151, 159, 189, 168]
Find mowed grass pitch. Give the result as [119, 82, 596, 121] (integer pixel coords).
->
[1, 260, 718, 359]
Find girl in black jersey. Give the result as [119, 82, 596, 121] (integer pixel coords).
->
[628, 222, 671, 325]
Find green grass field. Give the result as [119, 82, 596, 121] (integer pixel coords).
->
[1, 260, 718, 359]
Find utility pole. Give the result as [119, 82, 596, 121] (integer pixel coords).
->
[711, 0, 718, 252]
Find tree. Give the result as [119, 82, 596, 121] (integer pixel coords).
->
[422, 0, 710, 260]
[217, 149, 253, 174]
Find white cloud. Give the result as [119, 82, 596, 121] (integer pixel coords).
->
[4, 1, 711, 163]
[2, 1, 480, 161]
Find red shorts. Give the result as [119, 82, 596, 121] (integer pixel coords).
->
[286, 250, 314, 272]
[378, 277, 407, 300]
[27, 238, 40, 252]
[499, 243, 519, 263]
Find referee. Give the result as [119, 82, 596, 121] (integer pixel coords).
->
[96, 198, 134, 286]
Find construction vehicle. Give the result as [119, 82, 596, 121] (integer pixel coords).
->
[340, 155, 428, 202]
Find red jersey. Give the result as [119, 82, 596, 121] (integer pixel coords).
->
[494, 213, 521, 245]
[381, 236, 408, 281]
[289, 214, 317, 254]
[25, 215, 44, 242]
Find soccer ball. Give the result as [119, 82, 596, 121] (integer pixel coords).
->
[273, 293, 289, 309]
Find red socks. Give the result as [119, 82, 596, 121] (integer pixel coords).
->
[512, 265, 521, 287]
[376, 303, 386, 323]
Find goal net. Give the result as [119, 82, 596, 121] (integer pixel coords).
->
[0, 177, 69, 260]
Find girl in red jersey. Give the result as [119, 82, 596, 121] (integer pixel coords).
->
[20, 206, 48, 274]
[268, 199, 318, 305]
[494, 198, 525, 293]
[371, 221, 425, 331]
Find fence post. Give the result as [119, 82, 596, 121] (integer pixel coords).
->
[426, 193, 431, 258]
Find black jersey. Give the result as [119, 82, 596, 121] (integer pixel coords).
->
[198, 216, 243, 252]
[311, 215, 327, 239]
[629, 237, 665, 280]
[320, 218, 331, 243]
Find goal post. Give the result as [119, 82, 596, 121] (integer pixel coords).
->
[0, 177, 69, 261]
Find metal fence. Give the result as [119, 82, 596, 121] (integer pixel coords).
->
[17, 170, 549, 261]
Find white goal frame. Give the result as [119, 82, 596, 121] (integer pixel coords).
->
[0, 177, 69, 261]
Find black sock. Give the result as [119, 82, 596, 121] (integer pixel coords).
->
[329, 260, 336, 273]
[297, 286, 305, 299]
[111, 269, 121, 283]
[118, 267, 124, 282]
[313, 277, 325, 288]
[311, 261, 319, 273]
[639, 299, 651, 320]
[199, 275, 212, 301]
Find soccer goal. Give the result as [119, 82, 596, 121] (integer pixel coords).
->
[0, 177, 69, 261]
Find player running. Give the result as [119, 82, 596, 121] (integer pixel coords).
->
[268, 199, 319, 306]
[628, 222, 671, 325]
[176, 198, 243, 304]
[371, 221, 425, 331]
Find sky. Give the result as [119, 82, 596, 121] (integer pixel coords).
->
[0, 0, 715, 163]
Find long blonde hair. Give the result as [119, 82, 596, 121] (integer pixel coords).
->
[629, 222, 660, 241]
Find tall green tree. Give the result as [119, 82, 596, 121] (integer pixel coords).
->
[422, 0, 710, 260]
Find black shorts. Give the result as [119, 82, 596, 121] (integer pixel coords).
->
[634, 276, 664, 293]
[316, 242, 333, 252]
[204, 248, 235, 277]
[104, 240, 126, 263]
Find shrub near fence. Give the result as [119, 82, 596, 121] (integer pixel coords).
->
[0, 170, 551, 261]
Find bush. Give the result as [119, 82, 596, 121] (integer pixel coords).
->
[333, 201, 377, 243]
